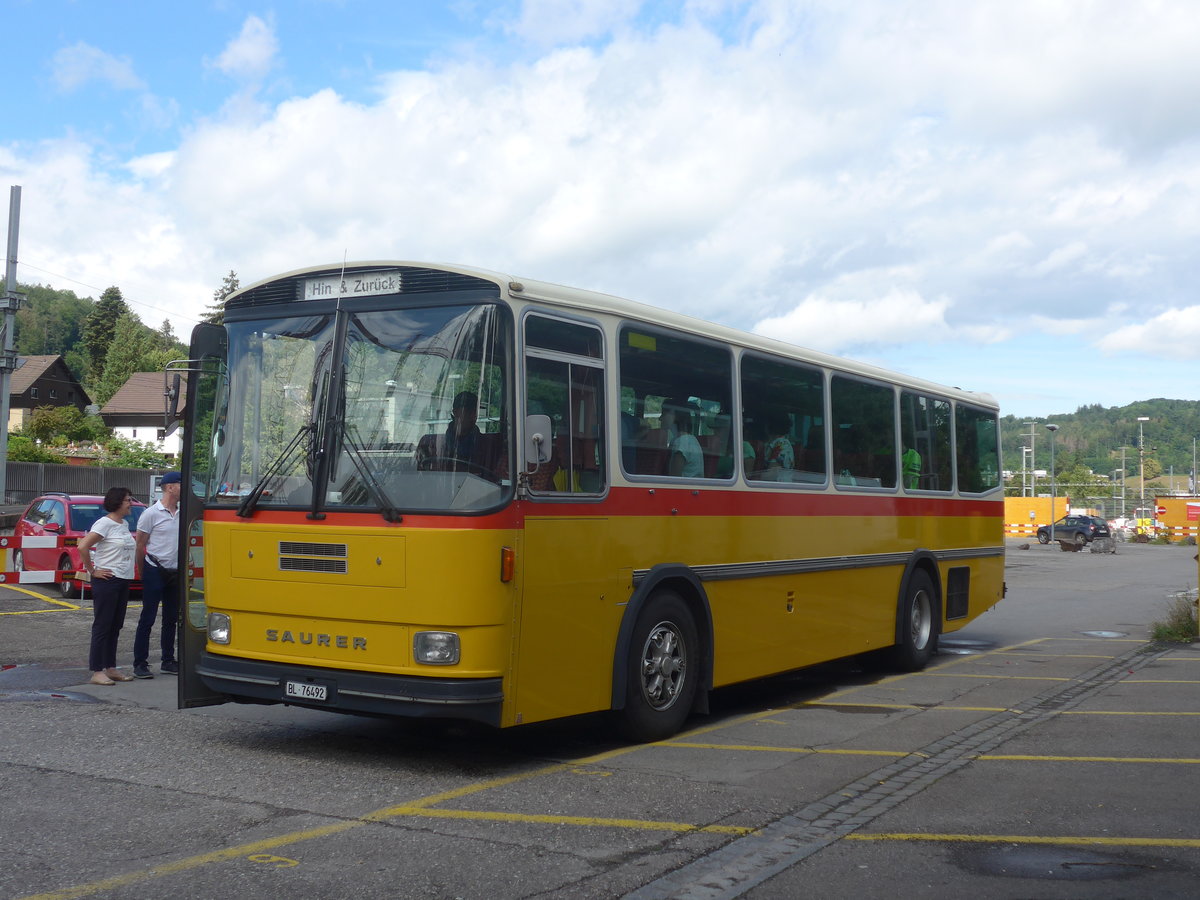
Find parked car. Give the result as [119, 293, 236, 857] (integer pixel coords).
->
[13, 492, 147, 599]
[1037, 515, 1111, 547]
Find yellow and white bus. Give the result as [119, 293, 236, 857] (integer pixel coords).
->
[177, 262, 1003, 741]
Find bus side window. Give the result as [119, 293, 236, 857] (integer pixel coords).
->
[832, 375, 897, 489]
[955, 404, 999, 494]
[524, 315, 606, 494]
[618, 327, 732, 480]
[900, 391, 952, 492]
[741, 354, 826, 484]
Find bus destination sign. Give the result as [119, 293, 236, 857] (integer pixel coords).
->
[303, 270, 402, 301]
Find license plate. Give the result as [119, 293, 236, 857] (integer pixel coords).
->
[285, 680, 328, 701]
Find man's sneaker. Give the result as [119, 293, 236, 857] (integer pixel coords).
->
[160, 660, 179, 675]
[132, 664, 154, 679]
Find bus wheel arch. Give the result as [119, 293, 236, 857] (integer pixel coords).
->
[611, 566, 713, 741]
[885, 555, 941, 671]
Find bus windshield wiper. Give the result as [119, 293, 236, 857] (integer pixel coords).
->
[237, 423, 314, 518]
[343, 424, 403, 523]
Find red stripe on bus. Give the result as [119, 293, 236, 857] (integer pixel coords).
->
[195, 488, 999, 529]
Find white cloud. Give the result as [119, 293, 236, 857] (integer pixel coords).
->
[1096, 306, 1200, 358]
[1033, 241, 1089, 276]
[752, 288, 958, 353]
[51, 42, 144, 92]
[505, 0, 643, 45]
[8, 0, 1200, 418]
[212, 15, 279, 80]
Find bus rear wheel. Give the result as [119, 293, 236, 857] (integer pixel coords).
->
[884, 569, 939, 671]
[617, 590, 698, 743]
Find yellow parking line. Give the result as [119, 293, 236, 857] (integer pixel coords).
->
[846, 832, 1200, 849]
[995, 652, 1116, 659]
[383, 806, 755, 834]
[663, 742, 911, 758]
[978, 753, 1200, 764]
[803, 701, 1010, 712]
[20, 821, 362, 900]
[1058, 709, 1200, 716]
[0, 584, 80, 612]
[22, 743, 653, 900]
[922, 673, 1071, 681]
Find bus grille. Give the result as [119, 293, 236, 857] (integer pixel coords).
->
[278, 541, 349, 574]
[280, 557, 348, 574]
[279, 541, 347, 558]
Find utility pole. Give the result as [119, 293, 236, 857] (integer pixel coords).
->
[1138, 416, 1150, 521]
[1, 186, 24, 504]
[1046, 423, 1059, 542]
[1023, 422, 1035, 497]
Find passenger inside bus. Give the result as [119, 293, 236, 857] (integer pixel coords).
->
[663, 398, 703, 478]
[761, 414, 795, 482]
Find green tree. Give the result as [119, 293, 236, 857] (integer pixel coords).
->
[14, 283, 92, 363]
[5, 433, 63, 463]
[25, 405, 109, 444]
[82, 286, 130, 386]
[203, 270, 239, 325]
[93, 313, 151, 406]
[103, 435, 168, 468]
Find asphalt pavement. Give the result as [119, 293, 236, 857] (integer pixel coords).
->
[1, 537, 1197, 899]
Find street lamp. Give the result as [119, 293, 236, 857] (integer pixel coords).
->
[1046, 424, 1059, 542]
[1138, 416, 1150, 522]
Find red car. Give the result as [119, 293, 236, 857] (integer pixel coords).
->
[14, 492, 147, 599]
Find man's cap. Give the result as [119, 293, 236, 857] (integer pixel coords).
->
[160, 472, 182, 485]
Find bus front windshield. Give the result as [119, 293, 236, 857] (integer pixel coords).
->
[203, 302, 511, 514]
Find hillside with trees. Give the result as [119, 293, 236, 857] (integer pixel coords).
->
[1001, 399, 1200, 500]
[2, 277, 192, 467]
[11, 279, 188, 406]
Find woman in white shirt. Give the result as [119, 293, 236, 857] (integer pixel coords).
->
[77, 487, 138, 685]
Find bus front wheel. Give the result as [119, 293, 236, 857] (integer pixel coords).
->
[885, 569, 939, 671]
[617, 591, 698, 742]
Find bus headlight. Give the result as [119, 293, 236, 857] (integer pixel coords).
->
[208, 612, 231, 644]
[414, 631, 460, 665]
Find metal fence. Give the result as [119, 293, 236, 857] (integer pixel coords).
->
[4, 462, 168, 506]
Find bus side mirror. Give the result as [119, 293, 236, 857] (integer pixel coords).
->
[525, 414, 552, 464]
[164, 372, 183, 434]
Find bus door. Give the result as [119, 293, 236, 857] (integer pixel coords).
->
[176, 322, 231, 709]
[514, 315, 619, 723]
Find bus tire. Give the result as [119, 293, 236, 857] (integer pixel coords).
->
[617, 590, 698, 743]
[885, 569, 939, 671]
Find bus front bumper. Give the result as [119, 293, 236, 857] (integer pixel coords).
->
[196, 652, 505, 726]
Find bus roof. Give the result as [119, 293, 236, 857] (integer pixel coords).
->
[229, 260, 998, 410]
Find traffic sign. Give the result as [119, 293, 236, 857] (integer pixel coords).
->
[1156, 505, 1167, 516]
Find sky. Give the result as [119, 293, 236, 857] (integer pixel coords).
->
[1, 0, 1198, 419]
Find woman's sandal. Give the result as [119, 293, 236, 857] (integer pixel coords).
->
[90, 673, 116, 686]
